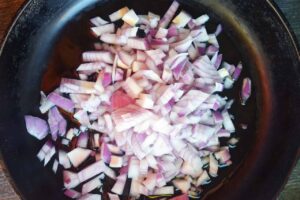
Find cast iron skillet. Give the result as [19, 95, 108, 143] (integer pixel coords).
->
[0, 0, 299, 199]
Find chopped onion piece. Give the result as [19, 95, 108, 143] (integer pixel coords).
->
[173, 11, 192, 28]
[122, 9, 139, 26]
[241, 78, 252, 105]
[154, 186, 174, 195]
[196, 170, 210, 186]
[48, 107, 67, 140]
[48, 92, 75, 113]
[78, 194, 101, 200]
[159, 1, 180, 28]
[128, 157, 140, 179]
[64, 189, 81, 199]
[109, 7, 130, 22]
[60, 78, 96, 94]
[127, 38, 149, 50]
[59, 150, 71, 169]
[112, 174, 127, 195]
[173, 179, 191, 193]
[195, 14, 210, 25]
[136, 93, 154, 109]
[209, 153, 218, 177]
[90, 16, 108, 26]
[82, 175, 102, 194]
[25, 115, 49, 140]
[39, 91, 54, 114]
[91, 23, 115, 37]
[110, 155, 123, 168]
[122, 77, 143, 99]
[82, 51, 114, 64]
[77, 161, 106, 183]
[52, 159, 59, 173]
[108, 193, 121, 200]
[67, 148, 92, 168]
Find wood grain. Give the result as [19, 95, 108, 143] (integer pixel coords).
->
[0, 0, 299, 200]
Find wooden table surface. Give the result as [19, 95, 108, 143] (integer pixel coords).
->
[0, 0, 299, 200]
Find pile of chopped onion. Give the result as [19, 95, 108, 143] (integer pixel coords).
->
[25, 1, 252, 200]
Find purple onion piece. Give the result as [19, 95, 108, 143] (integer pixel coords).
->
[24, 115, 49, 140]
[159, 1, 180, 28]
[233, 62, 243, 81]
[241, 78, 252, 105]
[48, 92, 75, 113]
[48, 107, 67, 140]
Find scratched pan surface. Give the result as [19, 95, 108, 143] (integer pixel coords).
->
[0, 0, 299, 199]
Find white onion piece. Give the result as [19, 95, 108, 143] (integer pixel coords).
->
[77, 161, 106, 183]
[81, 175, 102, 194]
[109, 7, 130, 22]
[91, 24, 115, 37]
[172, 179, 191, 193]
[39, 91, 54, 114]
[108, 193, 121, 200]
[112, 174, 127, 195]
[155, 27, 168, 39]
[101, 34, 128, 45]
[127, 38, 149, 50]
[63, 170, 80, 189]
[122, 9, 139, 26]
[78, 194, 101, 200]
[153, 186, 174, 195]
[82, 51, 114, 64]
[196, 170, 210, 186]
[52, 159, 59, 173]
[128, 157, 140, 179]
[194, 14, 210, 25]
[159, 1, 180, 28]
[67, 148, 91, 168]
[59, 150, 71, 169]
[173, 11, 192, 28]
[90, 16, 108, 26]
[60, 78, 96, 94]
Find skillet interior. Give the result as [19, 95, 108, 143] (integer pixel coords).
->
[0, 0, 299, 200]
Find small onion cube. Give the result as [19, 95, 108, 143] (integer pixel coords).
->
[64, 189, 81, 199]
[109, 7, 130, 22]
[194, 14, 210, 25]
[122, 9, 139, 26]
[48, 92, 75, 113]
[67, 148, 92, 168]
[91, 23, 115, 37]
[59, 150, 71, 169]
[78, 194, 101, 200]
[154, 186, 174, 195]
[109, 155, 123, 168]
[90, 16, 108, 26]
[24, 115, 49, 140]
[81, 175, 102, 194]
[172, 179, 191, 193]
[159, 1, 180, 28]
[172, 11, 192, 28]
[108, 193, 121, 200]
[128, 157, 140, 179]
[241, 78, 252, 105]
[111, 174, 127, 195]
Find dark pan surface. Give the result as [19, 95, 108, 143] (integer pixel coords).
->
[0, 0, 299, 200]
